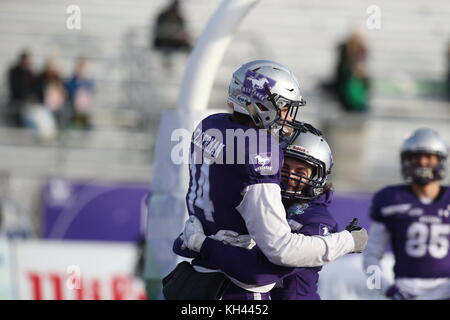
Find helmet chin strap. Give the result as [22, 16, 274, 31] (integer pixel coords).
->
[246, 102, 263, 128]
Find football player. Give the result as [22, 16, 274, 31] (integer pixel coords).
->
[363, 128, 450, 300]
[173, 60, 367, 300]
[175, 128, 359, 299]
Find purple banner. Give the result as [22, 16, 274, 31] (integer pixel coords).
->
[330, 192, 373, 230]
[42, 179, 150, 242]
[41, 177, 375, 242]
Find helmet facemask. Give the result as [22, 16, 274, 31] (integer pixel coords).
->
[401, 151, 446, 185]
[246, 81, 306, 148]
[399, 128, 449, 185]
[280, 127, 332, 202]
[280, 155, 327, 201]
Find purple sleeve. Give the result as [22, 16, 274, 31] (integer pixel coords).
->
[197, 215, 337, 286]
[297, 222, 337, 237]
[172, 233, 200, 259]
[198, 237, 296, 286]
[289, 208, 338, 236]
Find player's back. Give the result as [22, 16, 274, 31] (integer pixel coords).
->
[186, 112, 283, 238]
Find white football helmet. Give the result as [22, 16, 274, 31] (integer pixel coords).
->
[227, 60, 306, 146]
[400, 128, 449, 184]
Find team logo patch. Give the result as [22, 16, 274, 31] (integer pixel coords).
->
[242, 70, 276, 102]
[237, 95, 250, 105]
[250, 153, 273, 174]
[287, 203, 309, 217]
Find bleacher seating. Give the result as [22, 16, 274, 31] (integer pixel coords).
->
[0, 0, 449, 221]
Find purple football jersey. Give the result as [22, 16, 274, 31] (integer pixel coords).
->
[371, 185, 450, 278]
[185, 113, 283, 269]
[271, 190, 338, 300]
[174, 190, 338, 300]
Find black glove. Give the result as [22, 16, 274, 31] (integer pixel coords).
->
[345, 218, 368, 253]
[385, 284, 416, 300]
[345, 218, 362, 232]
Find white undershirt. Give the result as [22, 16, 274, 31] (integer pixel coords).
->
[236, 183, 355, 267]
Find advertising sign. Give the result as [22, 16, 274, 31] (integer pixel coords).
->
[13, 240, 146, 300]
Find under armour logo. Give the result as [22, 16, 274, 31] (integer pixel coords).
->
[319, 224, 330, 236]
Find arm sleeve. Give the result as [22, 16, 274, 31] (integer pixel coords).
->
[236, 183, 355, 267]
[362, 221, 392, 292]
[198, 238, 297, 286]
[298, 221, 337, 238]
[196, 220, 338, 285]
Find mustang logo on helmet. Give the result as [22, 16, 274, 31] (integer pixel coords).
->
[227, 60, 306, 147]
[248, 76, 269, 90]
[242, 70, 276, 102]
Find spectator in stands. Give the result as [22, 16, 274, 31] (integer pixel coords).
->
[323, 28, 371, 112]
[152, 0, 192, 69]
[6, 50, 36, 127]
[35, 58, 67, 128]
[65, 57, 95, 130]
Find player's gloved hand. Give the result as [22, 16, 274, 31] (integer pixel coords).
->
[385, 284, 415, 300]
[209, 231, 256, 250]
[345, 218, 368, 253]
[181, 215, 207, 252]
[209, 230, 239, 243]
[234, 235, 257, 249]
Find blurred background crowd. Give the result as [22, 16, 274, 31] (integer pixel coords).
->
[0, 0, 449, 299]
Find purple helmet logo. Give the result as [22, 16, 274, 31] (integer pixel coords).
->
[242, 70, 276, 102]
